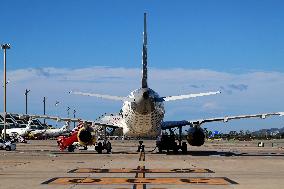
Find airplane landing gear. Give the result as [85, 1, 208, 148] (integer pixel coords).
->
[95, 140, 112, 154]
[106, 141, 112, 154]
[181, 142, 187, 154]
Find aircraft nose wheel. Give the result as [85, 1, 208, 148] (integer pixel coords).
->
[181, 142, 187, 154]
[106, 141, 112, 154]
[96, 142, 103, 154]
[95, 141, 112, 154]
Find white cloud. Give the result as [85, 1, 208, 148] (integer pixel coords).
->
[1, 67, 284, 132]
[202, 102, 220, 110]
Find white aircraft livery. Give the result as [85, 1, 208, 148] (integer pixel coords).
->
[70, 13, 284, 148]
[30, 123, 70, 138]
[2, 120, 33, 137]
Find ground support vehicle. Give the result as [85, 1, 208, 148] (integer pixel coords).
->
[0, 139, 16, 151]
[156, 127, 187, 154]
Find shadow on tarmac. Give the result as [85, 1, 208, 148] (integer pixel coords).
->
[162, 151, 284, 157]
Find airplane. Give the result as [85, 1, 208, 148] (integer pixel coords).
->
[1, 119, 33, 137]
[68, 13, 284, 153]
[3, 13, 282, 153]
[42, 123, 71, 138]
[7, 114, 72, 139]
[29, 123, 70, 139]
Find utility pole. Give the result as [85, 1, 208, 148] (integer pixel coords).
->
[67, 107, 70, 118]
[1, 44, 11, 140]
[43, 97, 46, 124]
[67, 107, 70, 127]
[24, 89, 30, 114]
[73, 109, 76, 127]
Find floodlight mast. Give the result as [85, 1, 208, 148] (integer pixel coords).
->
[1, 44, 11, 141]
[43, 97, 46, 124]
[25, 89, 31, 114]
[73, 109, 76, 127]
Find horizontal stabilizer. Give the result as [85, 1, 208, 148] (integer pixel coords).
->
[160, 91, 221, 102]
[69, 91, 133, 102]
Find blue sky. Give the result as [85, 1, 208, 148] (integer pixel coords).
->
[1, 0, 284, 132]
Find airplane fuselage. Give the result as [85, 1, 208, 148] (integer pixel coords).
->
[121, 88, 165, 137]
[3, 128, 31, 137]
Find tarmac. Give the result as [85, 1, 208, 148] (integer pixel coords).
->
[0, 139, 284, 189]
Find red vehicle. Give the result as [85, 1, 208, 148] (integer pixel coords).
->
[57, 122, 84, 152]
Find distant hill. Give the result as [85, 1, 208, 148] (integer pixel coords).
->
[252, 127, 284, 136]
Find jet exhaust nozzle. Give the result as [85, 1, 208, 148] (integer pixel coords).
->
[77, 126, 96, 146]
[186, 127, 205, 146]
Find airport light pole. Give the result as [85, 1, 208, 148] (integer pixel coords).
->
[55, 101, 60, 125]
[25, 89, 30, 114]
[2, 80, 9, 87]
[1, 44, 11, 141]
[43, 97, 46, 124]
[67, 107, 70, 118]
[73, 109, 76, 127]
[67, 107, 70, 127]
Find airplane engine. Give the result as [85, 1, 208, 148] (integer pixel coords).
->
[77, 125, 96, 146]
[186, 127, 205, 146]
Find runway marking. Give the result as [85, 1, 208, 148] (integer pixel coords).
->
[68, 168, 214, 173]
[43, 149, 237, 187]
[52, 151, 139, 155]
[42, 177, 237, 185]
[135, 151, 146, 189]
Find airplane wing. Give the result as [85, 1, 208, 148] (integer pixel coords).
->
[69, 91, 133, 102]
[15, 113, 120, 128]
[17, 114, 81, 123]
[159, 91, 221, 102]
[161, 112, 284, 129]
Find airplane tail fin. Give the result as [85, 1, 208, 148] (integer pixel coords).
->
[27, 119, 33, 129]
[62, 123, 70, 131]
[142, 12, 148, 88]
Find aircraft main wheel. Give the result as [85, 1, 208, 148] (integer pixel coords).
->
[173, 142, 178, 154]
[106, 141, 112, 154]
[182, 142, 187, 154]
[158, 146, 162, 153]
[97, 142, 103, 154]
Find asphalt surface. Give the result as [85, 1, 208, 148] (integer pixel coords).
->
[0, 139, 284, 189]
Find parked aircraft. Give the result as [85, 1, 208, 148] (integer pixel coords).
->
[1, 119, 33, 137]
[69, 13, 284, 152]
[29, 122, 70, 139]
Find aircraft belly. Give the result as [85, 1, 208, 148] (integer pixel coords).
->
[124, 109, 163, 137]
